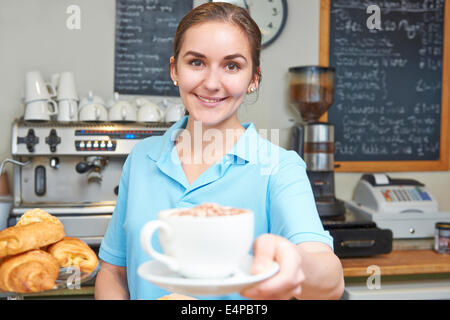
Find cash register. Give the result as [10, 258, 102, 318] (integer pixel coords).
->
[346, 173, 450, 239]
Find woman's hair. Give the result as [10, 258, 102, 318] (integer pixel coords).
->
[173, 2, 262, 83]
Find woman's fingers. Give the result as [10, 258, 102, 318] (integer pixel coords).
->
[241, 235, 304, 299]
[250, 234, 277, 275]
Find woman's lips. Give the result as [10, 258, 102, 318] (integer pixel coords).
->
[195, 94, 228, 107]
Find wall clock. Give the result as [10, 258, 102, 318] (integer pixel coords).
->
[210, 0, 288, 48]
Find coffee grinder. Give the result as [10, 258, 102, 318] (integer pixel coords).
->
[288, 66, 345, 219]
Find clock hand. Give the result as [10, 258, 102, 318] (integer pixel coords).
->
[243, 0, 250, 11]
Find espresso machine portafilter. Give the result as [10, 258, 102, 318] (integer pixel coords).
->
[288, 66, 345, 219]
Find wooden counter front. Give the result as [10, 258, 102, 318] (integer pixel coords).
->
[341, 250, 450, 277]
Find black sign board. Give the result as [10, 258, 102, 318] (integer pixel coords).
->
[114, 0, 193, 96]
[320, 0, 449, 171]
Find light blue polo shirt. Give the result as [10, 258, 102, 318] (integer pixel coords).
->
[99, 115, 333, 300]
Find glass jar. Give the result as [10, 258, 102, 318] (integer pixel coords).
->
[435, 222, 450, 254]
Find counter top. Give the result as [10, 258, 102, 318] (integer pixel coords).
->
[341, 250, 450, 277]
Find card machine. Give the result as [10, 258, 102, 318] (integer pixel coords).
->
[347, 173, 450, 239]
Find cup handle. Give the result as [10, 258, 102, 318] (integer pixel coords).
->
[70, 101, 76, 119]
[46, 83, 57, 97]
[95, 106, 100, 120]
[47, 100, 58, 115]
[140, 220, 179, 272]
[156, 107, 164, 121]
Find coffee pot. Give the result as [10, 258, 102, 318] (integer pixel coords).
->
[288, 66, 345, 218]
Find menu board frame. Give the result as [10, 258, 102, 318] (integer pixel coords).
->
[319, 0, 449, 172]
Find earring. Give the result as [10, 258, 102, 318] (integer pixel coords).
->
[173, 80, 178, 86]
[250, 87, 256, 93]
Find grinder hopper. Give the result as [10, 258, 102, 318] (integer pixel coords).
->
[288, 66, 335, 123]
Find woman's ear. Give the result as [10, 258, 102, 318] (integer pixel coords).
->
[170, 56, 178, 84]
[252, 67, 261, 91]
[248, 69, 261, 93]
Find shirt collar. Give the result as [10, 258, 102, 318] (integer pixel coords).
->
[226, 122, 259, 164]
[146, 116, 188, 162]
[146, 115, 259, 164]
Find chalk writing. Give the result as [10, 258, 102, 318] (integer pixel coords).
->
[114, 0, 193, 95]
[328, 0, 444, 161]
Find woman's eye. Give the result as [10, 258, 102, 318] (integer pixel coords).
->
[189, 59, 203, 67]
[225, 62, 240, 71]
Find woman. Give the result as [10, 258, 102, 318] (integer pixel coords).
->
[95, 2, 344, 300]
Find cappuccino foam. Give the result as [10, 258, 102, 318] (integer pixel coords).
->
[173, 203, 247, 217]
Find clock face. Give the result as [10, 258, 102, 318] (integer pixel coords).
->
[209, 0, 288, 48]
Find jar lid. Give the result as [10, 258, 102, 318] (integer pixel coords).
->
[436, 222, 450, 229]
[0, 195, 12, 202]
[288, 65, 335, 73]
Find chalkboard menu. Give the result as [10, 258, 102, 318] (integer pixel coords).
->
[320, 0, 449, 171]
[114, 0, 193, 96]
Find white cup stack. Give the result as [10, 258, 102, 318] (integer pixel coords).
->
[134, 98, 164, 123]
[79, 91, 108, 122]
[52, 72, 79, 122]
[108, 92, 137, 122]
[164, 102, 185, 123]
[23, 71, 58, 121]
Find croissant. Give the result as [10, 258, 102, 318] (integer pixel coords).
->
[17, 208, 64, 228]
[47, 237, 98, 273]
[0, 221, 65, 258]
[0, 250, 60, 293]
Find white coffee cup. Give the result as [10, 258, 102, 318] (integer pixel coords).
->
[79, 91, 106, 109]
[78, 91, 107, 121]
[57, 99, 78, 122]
[109, 101, 137, 122]
[54, 72, 79, 101]
[140, 207, 254, 279]
[79, 103, 108, 122]
[136, 99, 164, 122]
[107, 92, 121, 109]
[108, 93, 137, 122]
[165, 103, 185, 122]
[24, 99, 58, 121]
[24, 71, 56, 102]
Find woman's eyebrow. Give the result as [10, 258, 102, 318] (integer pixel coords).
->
[224, 54, 247, 62]
[183, 50, 206, 58]
[182, 51, 247, 62]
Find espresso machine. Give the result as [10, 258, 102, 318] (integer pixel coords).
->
[8, 119, 170, 248]
[288, 66, 345, 219]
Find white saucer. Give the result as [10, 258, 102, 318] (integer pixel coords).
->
[137, 255, 279, 296]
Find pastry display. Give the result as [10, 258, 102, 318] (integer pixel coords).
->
[0, 221, 65, 258]
[48, 237, 98, 273]
[0, 250, 59, 293]
[0, 208, 98, 294]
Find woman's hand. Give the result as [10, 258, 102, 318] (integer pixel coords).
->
[240, 234, 305, 300]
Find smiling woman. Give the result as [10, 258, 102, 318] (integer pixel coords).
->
[95, 2, 344, 301]
[169, 3, 261, 131]
[170, 21, 257, 129]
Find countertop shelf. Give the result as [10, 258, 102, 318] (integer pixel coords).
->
[341, 250, 450, 277]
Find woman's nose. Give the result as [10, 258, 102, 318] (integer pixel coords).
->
[202, 68, 221, 91]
